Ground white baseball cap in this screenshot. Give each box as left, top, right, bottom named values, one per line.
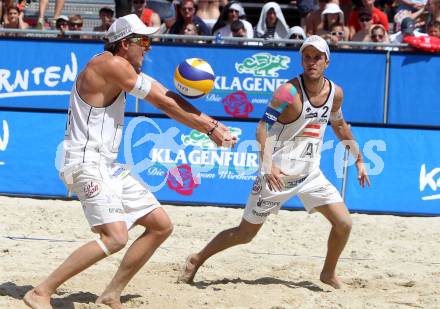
left=106, top=14, right=159, bottom=43
left=299, top=35, right=330, bottom=60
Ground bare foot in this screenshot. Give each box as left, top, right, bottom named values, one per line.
left=320, top=273, right=343, bottom=289
left=96, top=293, right=123, bottom=309
left=177, top=254, right=200, bottom=284
left=23, top=289, right=53, bottom=309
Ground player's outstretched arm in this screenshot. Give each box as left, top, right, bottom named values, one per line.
left=330, top=86, right=370, bottom=188
left=105, top=57, right=236, bottom=148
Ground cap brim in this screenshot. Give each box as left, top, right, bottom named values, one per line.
left=134, top=26, right=160, bottom=36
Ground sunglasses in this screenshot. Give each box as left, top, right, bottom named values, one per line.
left=69, top=22, right=83, bottom=27
left=129, top=37, right=152, bottom=49
left=228, top=9, right=239, bottom=13
left=359, top=17, right=371, bottom=22
left=289, top=34, right=303, bottom=39
left=331, top=31, right=344, bottom=36
left=181, top=7, right=195, bottom=11
left=371, top=34, right=384, bottom=39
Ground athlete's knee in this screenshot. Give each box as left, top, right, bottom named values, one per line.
left=150, top=222, right=174, bottom=240
left=234, top=226, right=258, bottom=244
left=333, top=217, right=352, bottom=235
left=101, top=232, right=129, bottom=253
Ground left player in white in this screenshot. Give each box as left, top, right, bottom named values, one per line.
left=24, top=14, right=236, bottom=309
left=179, top=35, right=370, bottom=289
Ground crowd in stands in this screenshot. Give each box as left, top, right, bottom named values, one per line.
left=1, top=0, right=440, bottom=51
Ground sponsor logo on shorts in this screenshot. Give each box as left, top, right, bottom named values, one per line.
left=83, top=181, right=101, bottom=199
left=251, top=209, right=270, bottom=217
left=108, top=208, right=123, bottom=214
left=251, top=176, right=262, bottom=194
left=256, top=198, right=280, bottom=209
left=284, top=176, right=307, bottom=189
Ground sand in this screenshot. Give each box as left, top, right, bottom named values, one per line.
left=1, top=195, right=439, bottom=309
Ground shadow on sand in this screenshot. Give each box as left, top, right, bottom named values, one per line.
left=0, top=281, right=141, bottom=308
left=191, top=277, right=328, bottom=292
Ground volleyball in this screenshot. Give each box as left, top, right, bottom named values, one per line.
left=173, top=58, right=215, bottom=99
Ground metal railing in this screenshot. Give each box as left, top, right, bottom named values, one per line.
left=0, top=28, right=410, bottom=49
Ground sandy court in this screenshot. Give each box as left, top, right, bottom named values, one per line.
left=1, top=195, right=440, bottom=309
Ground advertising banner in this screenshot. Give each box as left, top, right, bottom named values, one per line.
left=118, top=115, right=347, bottom=209
left=345, top=126, right=440, bottom=215
left=140, top=46, right=386, bottom=123
left=1, top=109, right=439, bottom=215
left=388, top=53, right=440, bottom=126
left=0, top=110, right=67, bottom=196
left=1, top=39, right=386, bottom=123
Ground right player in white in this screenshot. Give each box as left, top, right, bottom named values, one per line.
left=179, top=35, right=370, bottom=289
left=24, top=14, right=236, bottom=309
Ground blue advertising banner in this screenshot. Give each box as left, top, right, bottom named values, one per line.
left=140, top=46, right=386, bottom=123
left=1, top=109, right=439, bottom=215
left=388, top=53, right=440, bottom=126
left=118, top=116, right=345, bottom=209
left=0, top=110, right=67, bottom=196
left=1, top=39, right=386, bottom=123
left=345, top=126, right=440, bottom=215
left=0, top=38, right=137, bottom=112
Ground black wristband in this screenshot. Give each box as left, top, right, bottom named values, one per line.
left=207, top=122, right=218, bottom=136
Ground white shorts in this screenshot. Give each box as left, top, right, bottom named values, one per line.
left=243, top=169, right=343, bottom=225
left=61, top=163, right=161, bottom=231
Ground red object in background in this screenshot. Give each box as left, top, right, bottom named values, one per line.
left=166, top=164, right=199, bottom=196
left=403, top=35, right=440, bottom=53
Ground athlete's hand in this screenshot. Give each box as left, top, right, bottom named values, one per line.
left=264, top=165, right=288, bottom=192
left=208, top=120, right=237, bottom=148
left=356, top=161, right=371, bottom=188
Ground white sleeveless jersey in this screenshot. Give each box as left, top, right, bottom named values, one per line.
left=268, top=75, right=335, bottom=176
left=62, top=81, right=125, bottom=168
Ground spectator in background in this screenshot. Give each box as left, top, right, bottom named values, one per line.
left=427, top=20, right=440, bottom=36
left=55, top=15, right=69, bottom=38
left=212, top=2, right=254, bottom=39
left=297, top=0, right=318, bottom=27
left=396, top=0, right=426, bottom=13
left=146, top=0, right=176, bottom=33
left=196, top=0, right=227, bottom=32
left=37, top=0, right=65, bottom=29
left=317, top=3, right=348, bottom=38
left=133, top=0, right=161, bottom=27
left=390, top=16, right=427, bottom=44
left=0, top=0, right=13, bottom=24
left=93, top=7, right=114, bottom=32
left=255, top=2, right=290, bottom=39
left=393, top=7, right=426, bottom=33
left=3, top=4, right=29, bottom=31
left=367, top=24, right=391, bottom=49
left=348, top=0, right=389, bottom=38
left=68, top=14, right=86, bottom=39
left=170, top=0, right=210, bottom=35
left=427, top=0, right=440, bottom=22
left=305, top=0, right=329, bottom=36
left=328, top=22, right=350, bottom=47
left=351, top=7, right=373, bottom=42
left=285, top=26, right=306, bottom=48
left=115, top=0, right=132, bottom=18
left=179, top=21, right=204, bottom=43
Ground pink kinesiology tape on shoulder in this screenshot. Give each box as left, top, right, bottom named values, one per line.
left=273, top=85, right=296, bottom=105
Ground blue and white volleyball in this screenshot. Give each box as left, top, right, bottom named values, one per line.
left=173, top=58, right=215, bottom=99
